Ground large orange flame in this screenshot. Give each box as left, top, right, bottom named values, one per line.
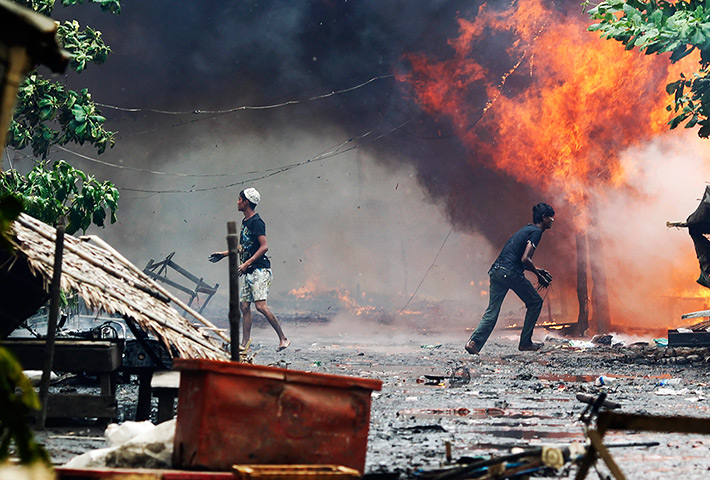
left=400, top=0, right=694, bottom=212
left=398, top=0, right=707, bottom=332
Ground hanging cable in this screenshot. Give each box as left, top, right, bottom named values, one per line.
left=96, top=75, right=394, bottom=115
left=51, top=119, right=409, bottom=185
left=118, top=120, right=411, bottom=194
left=399, top=226, right=454, bottom=312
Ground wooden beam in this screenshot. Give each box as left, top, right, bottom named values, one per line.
left=227, top=222, right=240, bottom=361
left=43, top=394, right=116, bottom=419
left=38, top=218, right=65, bottom=428
left=2, top=339, right=122, bottom=372
left=598, top=411, right=710, bottom=436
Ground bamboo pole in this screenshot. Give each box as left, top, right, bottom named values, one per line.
left=38, top=216, right=64, bottom=429
left=0, top=47, right=31, bottom=166
left=227, top=221, right=240, bottom=361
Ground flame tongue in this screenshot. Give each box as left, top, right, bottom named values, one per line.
left=400, top=0, right=692, bottom=210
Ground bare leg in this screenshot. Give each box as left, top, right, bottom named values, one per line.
left=254, top=300, right=289, bottom=349
left=240, top=301, right=252, bottom=348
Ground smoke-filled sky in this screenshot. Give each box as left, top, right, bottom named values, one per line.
left=6, top=0, right=710, bottom=330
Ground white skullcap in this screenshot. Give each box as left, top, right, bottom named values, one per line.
left=243, top=187, right=260, bottom=205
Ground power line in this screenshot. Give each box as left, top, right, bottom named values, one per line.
left=399, top=226, right=454, bottom=312
left=118, top=120, right=411, bottom=194
left=52, top=119, right=409, bottom=185
left=108, top=75, right=396, bottom=140
left=96, top=75, right=394, bottom=115
left=56, top=145, right=272, bottom=178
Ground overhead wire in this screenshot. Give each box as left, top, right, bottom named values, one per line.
left=118, top=120, right=411, bottom=194
left=95, top=75, right=393, bottom=115
left=399, top=226, right=454, bottom=313
left=97, top=75, right=396, bottom=140
left=55, top=145, right=272, bottom=178
left=5, top=74, right=406, bottom=186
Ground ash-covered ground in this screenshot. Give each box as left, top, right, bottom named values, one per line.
left=33, top=319, right=710, bottom=479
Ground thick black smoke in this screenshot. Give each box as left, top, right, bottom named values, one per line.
left=31, top=0, right=585, bottom=320
left=53, top=0, right=554, bottom=245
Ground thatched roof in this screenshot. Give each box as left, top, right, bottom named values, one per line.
left=7, top=213, right=229, bottom=360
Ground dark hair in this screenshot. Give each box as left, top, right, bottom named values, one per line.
left=532, top=203, right=555, bottom=224
left=239, top=190, right=257, bottom=210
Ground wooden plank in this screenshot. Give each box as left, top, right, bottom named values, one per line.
left=2, top=339, right=122, bottom=372
left=668, top=331, right=710, bottom=347
left=152, top=371, right=180, bottom=423
left=598, top=411, right=710, bottom=436
left=681, top=310, right=710, bottom=320
left=143, top=270, right=195, bottom=296
left=151, top=371, right=180, bottom=389
left=587, top=430, right=626, bottom=480
left=155, top=390, right=177, bottom=423
left=136, top=372, right=153, bottom=421
left=41, top=394, right=116, bottom=419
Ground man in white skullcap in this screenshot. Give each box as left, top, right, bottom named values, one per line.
left=210, top=188, right=290, bottom=352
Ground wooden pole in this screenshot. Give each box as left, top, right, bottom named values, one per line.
left=576, top=232, right=589, bottom=336
left=589, top=206, right=611, bottom=333
left=38, top=216, right=64, bottom=428
left=227, top=222, right=240, bottom=361
left=0, top=47, right=31, bottom=168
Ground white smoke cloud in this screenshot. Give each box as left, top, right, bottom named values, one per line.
left=596, top=131, right=710, bottom=330
left=69, top=122, right=498, bottom=326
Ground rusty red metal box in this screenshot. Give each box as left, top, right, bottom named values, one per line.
left=172, top=359, right=382, bottom=473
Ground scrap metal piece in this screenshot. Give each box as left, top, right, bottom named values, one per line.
left=144, top=252, right=219, bottom=315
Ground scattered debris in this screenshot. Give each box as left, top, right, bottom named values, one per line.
left=591, top=334, right=613, bottom=345
left=63, top=419, right=176, bottom=470
left=448, top=366, right=471, bottom=386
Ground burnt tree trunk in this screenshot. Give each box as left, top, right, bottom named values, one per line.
left=575, top=232, right=589, bottom=336
left=588, top=227, right=611, bottom=333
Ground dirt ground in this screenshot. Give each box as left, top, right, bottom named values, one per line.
left=32, top=319, right=710, bottom=479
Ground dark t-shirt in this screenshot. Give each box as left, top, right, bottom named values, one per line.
left=493, top=224, right=543, bottom=275
left=240, top=213, right=270, bottom=272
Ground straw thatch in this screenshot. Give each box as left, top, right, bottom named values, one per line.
left=6, top=213, right=229, bottom=360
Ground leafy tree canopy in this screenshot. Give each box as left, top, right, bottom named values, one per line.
left=0, top=160, right=118, bottom=235
left=588, top=0, right=710, bottom=137
left=4, top=0, right=121, bottom=232
left=7, top=0, right=120, bottom=158
left=0, top=1, right=120, bottom=466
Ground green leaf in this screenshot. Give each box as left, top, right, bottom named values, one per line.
left=670, top=44, right=695, bottom=61
left=669, top=111, right=690, bottom=128
left=92, top=207, right=106, bottom=227
left=2, top=161, right=119, bottom=233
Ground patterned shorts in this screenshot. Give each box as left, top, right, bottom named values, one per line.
left=240, top=268, right=272, bottom=302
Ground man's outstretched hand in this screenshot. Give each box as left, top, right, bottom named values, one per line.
left=208, top=252, right=227, bottom=263
left=537, top=269, right=552, bottom=288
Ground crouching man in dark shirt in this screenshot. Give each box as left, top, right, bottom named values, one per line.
left=465, top=203, right=555, bottom=354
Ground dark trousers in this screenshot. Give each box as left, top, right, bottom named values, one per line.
left=469, top=266, right=543, bottom=349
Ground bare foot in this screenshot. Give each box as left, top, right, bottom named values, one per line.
left=276, top=339, right=291, bottom=352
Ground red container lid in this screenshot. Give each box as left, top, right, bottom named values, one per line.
left=174, top=358, right=382, bottom=391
